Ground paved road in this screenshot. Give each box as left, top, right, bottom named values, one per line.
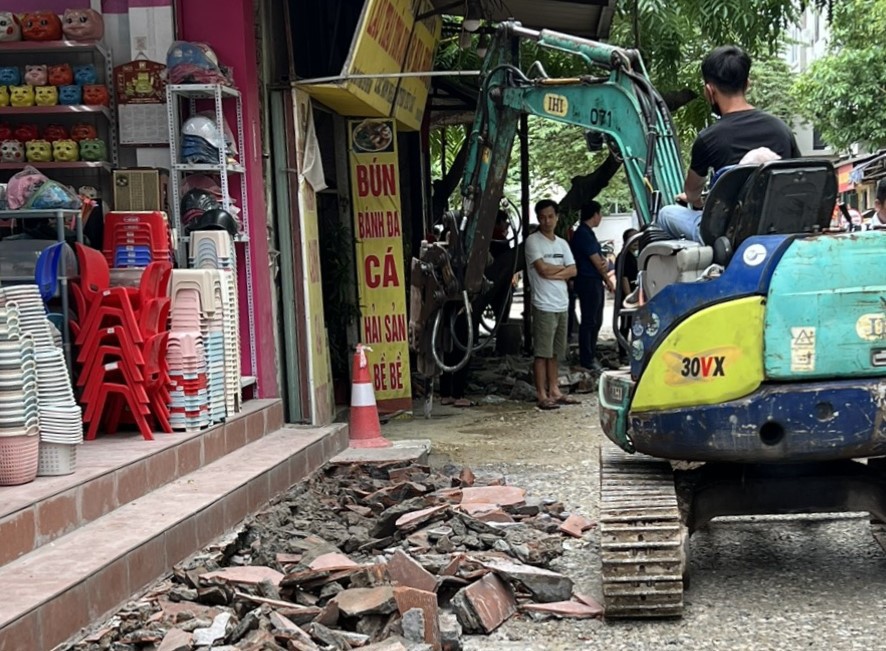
left=386, top=393, right=886, bottom=650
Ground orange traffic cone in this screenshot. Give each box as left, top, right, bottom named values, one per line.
left=348, top=344, right=392, bottom=448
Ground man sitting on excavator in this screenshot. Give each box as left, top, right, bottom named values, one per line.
left=657, top=45, right=801, bottom=243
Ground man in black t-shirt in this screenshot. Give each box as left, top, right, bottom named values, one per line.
left=657, top=45, right=801, bottom=242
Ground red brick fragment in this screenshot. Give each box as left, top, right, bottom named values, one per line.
left=387, top=549, right=438, bottom=593
left=460, top=486, right=525, bottom=507
left=157, top=629, right=192, bottom=651
left=393, top=586, right=442, bottom=650
left=452, top=573, right=516, bottom=633
left=559, top=514, right=595, bottom=538
left=521, top=599, right=603, bottom=618
left=308, top=552, right=360, bottom=572
left=395, top=504, right=449, bottom=530
left=458, top=467, right=475, bottom=487
left=276, top=553, right=304, bottom=565
left=574, top=592, right=604, bottom=610
left=333, top=586, right=397, bottom=617
left=201, top=565, right=284, bottom=586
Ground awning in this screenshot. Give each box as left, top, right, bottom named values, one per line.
left=850, top=150, right=886, bottom=185
left=836, top=152, right=880, bottom=192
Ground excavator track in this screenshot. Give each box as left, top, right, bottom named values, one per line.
left=599, top=444, right=687, bottom=618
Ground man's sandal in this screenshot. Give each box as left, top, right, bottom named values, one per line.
left=537, top=399, right=560, bottom=410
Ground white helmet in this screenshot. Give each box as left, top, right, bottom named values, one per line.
left=182, top=115, right=225, bottom=150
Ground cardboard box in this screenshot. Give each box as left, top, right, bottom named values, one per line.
left=113, top=168, right=168, bottom=212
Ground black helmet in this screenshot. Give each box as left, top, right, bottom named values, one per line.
left=184, top=207, right=239, bottom=238
left=180, top=188, right=219, bottom=225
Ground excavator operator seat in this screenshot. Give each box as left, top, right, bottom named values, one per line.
left=728, top=159, right=837, bottom=247
left=699, top=159, right=837, bottom=250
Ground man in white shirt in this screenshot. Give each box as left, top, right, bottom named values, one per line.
left=525, top=199, right=579, bottom=410
left=867, top=179, right=886, bottom=229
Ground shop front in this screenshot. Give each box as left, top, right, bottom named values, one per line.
left=0, top=0, right=287, bottom=486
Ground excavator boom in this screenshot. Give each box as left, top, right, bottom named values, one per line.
left=410, top=20, right=683, bottom=377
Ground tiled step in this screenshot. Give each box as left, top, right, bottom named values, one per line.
left=0, top=423, right=348, bottom=651
left=0, top=399, right=284, bottom=567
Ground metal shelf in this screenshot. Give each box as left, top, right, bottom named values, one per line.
left=166, top=83, right=257, bottom=393
left=183, top=232, right=249, bottom=243
left=168, top=84, right=240, bottom=99
left=0, top=208, right=80, bottom=219
left=0, top=40, right=110, bottom=58
left=173, top=163, right=245, bottom=174
left=0, top=104, right=112, bottom=119
left=0, top=161, right=111, bottom=172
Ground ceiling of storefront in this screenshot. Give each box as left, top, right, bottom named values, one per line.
left=430, top=0, right=618, bottom=39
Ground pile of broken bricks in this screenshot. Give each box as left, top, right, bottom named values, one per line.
left=67, top=461, right=600, bottom=651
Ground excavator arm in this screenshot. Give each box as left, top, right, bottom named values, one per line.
left=409, top=21, right=684, bottom=380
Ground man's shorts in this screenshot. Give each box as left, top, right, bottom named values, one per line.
left=532, top=305, right=568, bottom=359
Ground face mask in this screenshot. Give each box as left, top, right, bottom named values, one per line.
left=705, top=85, right=722, bottom=117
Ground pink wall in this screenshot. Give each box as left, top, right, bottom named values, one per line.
left=179, top=0, right=279, bottom=398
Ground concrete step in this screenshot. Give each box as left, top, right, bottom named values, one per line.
left=0, top=399, right=285, bottom=567
left=0, top=423, right=348, bottom=651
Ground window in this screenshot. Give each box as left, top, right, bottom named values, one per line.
left=812, top=128, right=827, bottom=151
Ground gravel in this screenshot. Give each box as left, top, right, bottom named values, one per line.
left=384, top=390, right=886, bottom=650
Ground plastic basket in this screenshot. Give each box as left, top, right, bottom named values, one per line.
left=0, top=434, right=39, bottom=485
left=37, top=442, right=77, bottom=476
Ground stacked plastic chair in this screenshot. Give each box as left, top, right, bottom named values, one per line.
left=0, top=302, right=39, bottom=485
left=71, top=244, right=172, bottom=441
left=102, top=211, right=171, bottom=268
left=167, top=279, right=212, bottom=431
left=189, top=232, right=242, bottom=418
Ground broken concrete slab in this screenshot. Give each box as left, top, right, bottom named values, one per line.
left=521, top=599, right=603, bottom=619
left=192, top=612, right=234, bottom=647
left=333, top=586, right=398, bottom=617
left=200, top=565, right=284, bottom=586
left=438, top=611, right=463, bottom=651
left=479, top=558, right=573, bottom=603
left=401, top=608, right=426, bottom=644
left=559, top=514, right=595, bottom=538
left=387, top=549, right=438, bottom=593
left=460, top=486, right=526, bottom=507
left=393, top=586, right=441, bottom=651
left=451, top=573, right=516, bottom=634
left=331, top=439, right=431, bottom=466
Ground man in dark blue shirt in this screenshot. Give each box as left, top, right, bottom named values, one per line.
left=570, top=201, right=615, bottom=371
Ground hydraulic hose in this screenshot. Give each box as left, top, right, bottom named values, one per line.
left=431, top=290, right=474, bottom=373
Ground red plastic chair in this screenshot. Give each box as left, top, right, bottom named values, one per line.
left=84, top=383, right=152, bottom=441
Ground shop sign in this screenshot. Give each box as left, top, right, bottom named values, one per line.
left=348, top=118, right=412, bottom=411
left=838, top=163, right=854, bottom=193
left=302, top=0, right=441, bottom=131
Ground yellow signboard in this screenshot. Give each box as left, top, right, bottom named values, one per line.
left=301, top=0, right=441, bottom=131
left=349, top=118, right=412, bottom=412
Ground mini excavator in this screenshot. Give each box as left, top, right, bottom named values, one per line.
left=408, top=21, right=886, bottom=618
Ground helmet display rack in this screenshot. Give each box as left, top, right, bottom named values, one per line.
left=165, top=83, right=257, bottom=393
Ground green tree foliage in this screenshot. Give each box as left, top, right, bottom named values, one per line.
left=792, top=0, right=886, bottom=151
left=430, top=1, right=833, bottom=212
